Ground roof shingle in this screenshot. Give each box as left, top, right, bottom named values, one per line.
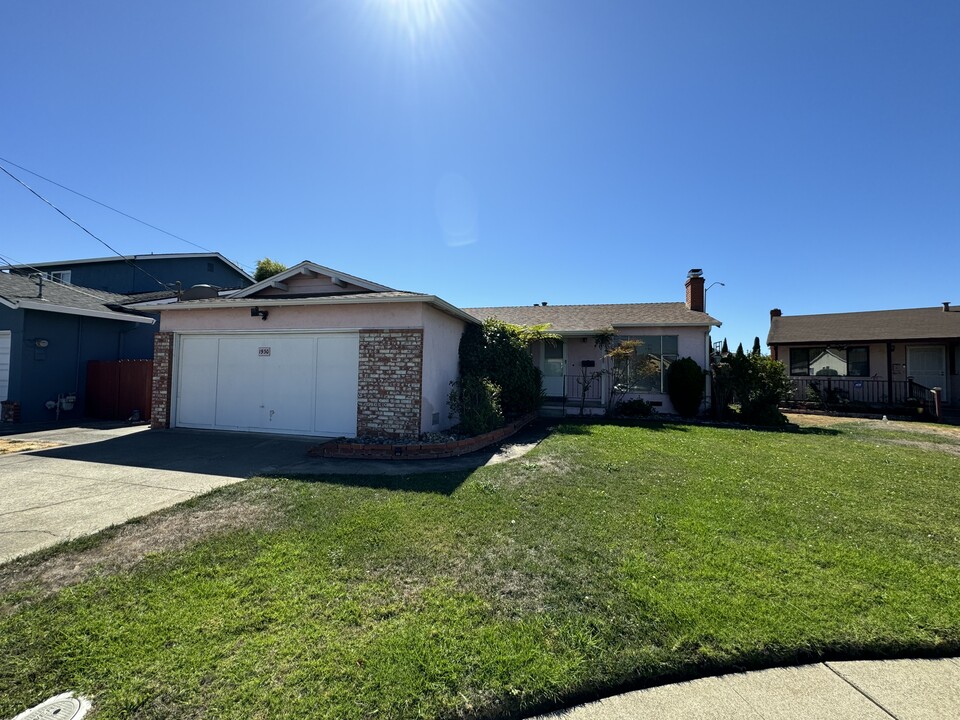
left=462, top=303, right=720, bottom=332
left=768, top=307, right=960, bottom=344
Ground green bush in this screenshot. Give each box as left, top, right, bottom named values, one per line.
left=667, top=357, right=705, bottom=418
left=728, top=353, right=792, bottom=426
left=613, top=398, right=656, bottom=418
left=448, top=376, right=503, bottom=436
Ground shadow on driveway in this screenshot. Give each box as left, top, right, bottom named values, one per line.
left=26, top=427, right=318, bottom=478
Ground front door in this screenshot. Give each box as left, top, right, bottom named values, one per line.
left=542, top=340, right=566, bottom=397
left=907, top=345, right=948, bottom=402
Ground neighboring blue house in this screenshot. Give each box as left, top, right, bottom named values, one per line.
left=0, top=272, right=156, bottom=423
left=0, top=253, right=254, bottom=423
left=3, top=252, right=252, bottom=295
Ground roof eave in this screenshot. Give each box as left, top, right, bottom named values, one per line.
left=17, top=300, right=157, bottom=325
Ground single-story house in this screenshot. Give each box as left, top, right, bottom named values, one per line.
left=141, top=261, right=475, bottom=438
left=465, top=270, right=721, bottom=416
left=0, top=271, right=156, bottom=422
left=767, top=304, right=960, bottom=408
left=141, top=265, right=720, bottom=438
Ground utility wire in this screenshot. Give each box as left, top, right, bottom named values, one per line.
left=0, top=164, right=170, bottom=291
left=0, top=155, right=255, bottom=273
left=0, top=250, right=154, bottom=305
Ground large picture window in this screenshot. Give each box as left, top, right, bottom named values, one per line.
left=789, top=346, right=870, bottom=377
left=613, top=335, right=679, bottom=393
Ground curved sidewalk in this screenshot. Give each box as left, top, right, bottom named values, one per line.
left=533, top=657, right=960, bottom=719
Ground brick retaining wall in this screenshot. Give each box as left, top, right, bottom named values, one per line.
left=313, top=412, right=537, bottom=460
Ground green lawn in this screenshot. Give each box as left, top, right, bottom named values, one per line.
left=2, top=419, right=959, bottom=719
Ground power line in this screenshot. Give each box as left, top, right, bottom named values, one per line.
left=0, top=251, right=156, bottom=305
left=0, top=155, right=255, bottom=273
left=0, top=164, right=171, bottom=291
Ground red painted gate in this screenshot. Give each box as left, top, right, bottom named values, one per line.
left=86, top=359, right=154, bottom=421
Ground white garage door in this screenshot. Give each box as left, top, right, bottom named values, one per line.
left=175, top=332, right=359, bottom=437
left=0, top=331, right=10, bottom=401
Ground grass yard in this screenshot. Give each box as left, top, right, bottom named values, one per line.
left=2, top=418, right=959, bottom=719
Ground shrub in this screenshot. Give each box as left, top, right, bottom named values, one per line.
left=448, top=376, right=503, bottom=436
left=730, top=354, right=792, bottom=426
left=667, top=357, right=705, bottom=418
left=613, top=398, right=656, bottom=418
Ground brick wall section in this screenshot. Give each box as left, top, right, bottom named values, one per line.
left=151, top=332, right=174, bottom=429
left=357, top=329, right=423, bottom=438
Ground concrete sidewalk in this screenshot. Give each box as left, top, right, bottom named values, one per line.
left=533, top=657, right=960, bottom=719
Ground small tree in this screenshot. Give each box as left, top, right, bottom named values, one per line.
left=254, top=257, right=287, bottom=282
left=667, top=357, right=705, bottom=418
left=721, top=338, right=729, bottom=355
left=752, top=336, right=762, bottom=356
left=726, top=353, right=792, bottom=426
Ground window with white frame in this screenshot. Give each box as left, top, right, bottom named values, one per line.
left=45, top=270, right=72, bottom=285
left=790, top=346, right=869, bottom=377
left=613, top=335, right=679, bottom=393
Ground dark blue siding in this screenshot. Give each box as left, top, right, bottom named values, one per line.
left=44, top=257, right=250, bottom=294
left=10, top=310, right=151, bottom=423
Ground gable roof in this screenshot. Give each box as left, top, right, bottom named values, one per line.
left=767, top=306, right=960, bottom=345
left=137, top=290, right=481, bottom=325
left=463, top=303, right=720, bottom=332
left=0, top=271, right=156, bottom=324
left=229, top=261, right=393, bottom=298
left=2, top=252, right=253, bottom=282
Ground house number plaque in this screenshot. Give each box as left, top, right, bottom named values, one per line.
left=258, top=347, right=271, bottom=357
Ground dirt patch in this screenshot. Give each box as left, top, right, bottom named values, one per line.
left=875, top=438, right=960, bottom=458
left=0, top=487, right=279, bottom=613
left=0, top=439, right=61, bottom=455
left=786, top=413, right=960, bottom=438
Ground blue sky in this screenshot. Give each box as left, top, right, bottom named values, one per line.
left=1, top=0, right=957, bottom=348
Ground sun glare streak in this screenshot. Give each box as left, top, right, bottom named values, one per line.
left=379, top=0, right=450, bottom=40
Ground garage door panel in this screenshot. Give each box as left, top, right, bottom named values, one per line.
left=259, top=337, right=317, bottom=432
left=176, top=336, right=220, bottom=427
left=315, top=334, right=359, bottom=436
left=176, top=332, right=358, bottom=437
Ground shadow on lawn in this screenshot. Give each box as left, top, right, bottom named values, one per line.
left=274, top=470, right=474, bottom=496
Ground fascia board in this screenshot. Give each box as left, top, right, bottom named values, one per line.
left=141, top=293, right=480, bottom=325
left=18, top=300, right=156, bottom=324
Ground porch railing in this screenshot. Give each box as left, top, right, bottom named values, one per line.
left=544, top=375, right=605, bottom=404
left=785, top=377, right=933, bottom=413
left=564, top=374, right=604, bottom=403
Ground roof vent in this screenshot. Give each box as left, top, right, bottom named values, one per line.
left=181, top=284, right=221, bottom=301
left=944, top=302, right=951, bottom=312
left=541, top=301, right=548, bottom=306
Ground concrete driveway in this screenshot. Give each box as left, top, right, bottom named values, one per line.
left=0, top=424, right=319, bottom=563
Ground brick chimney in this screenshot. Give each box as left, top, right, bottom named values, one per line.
left=685, top=269, right=704, bottom=312
left=770, top=308, right=782, bottom=318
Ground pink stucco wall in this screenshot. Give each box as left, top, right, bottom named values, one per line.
left=159, top=302, right=424, bottom=332
left=420, top=305, right=467, bottom=432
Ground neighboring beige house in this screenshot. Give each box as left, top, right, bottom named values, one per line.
left=767, top=304, right=960, bottom=409
left=141, top=263, right=721, bottom=438
left=465, top=270, right=721, bottom=416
